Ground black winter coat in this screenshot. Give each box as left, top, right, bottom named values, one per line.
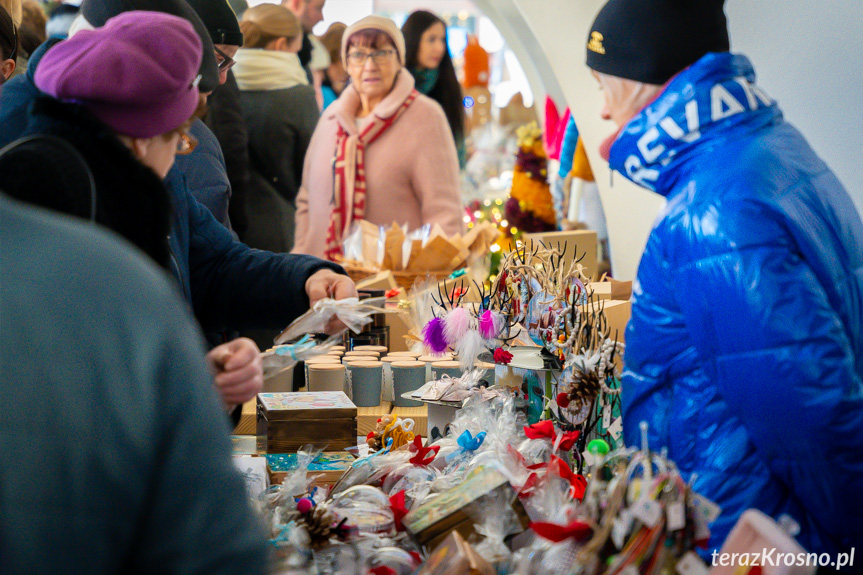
left=239, top=84, right=318, bottom=253
left=0, top=97, right=172, bottom=268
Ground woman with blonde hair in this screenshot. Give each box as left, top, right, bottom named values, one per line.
left=293, top=15, right=463, bottom=260
left=233, top=3, right=318, bottom=253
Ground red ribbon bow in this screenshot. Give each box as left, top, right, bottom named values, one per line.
left=370, top=567, right=397, bottom=575
left=408, top=435, right=439, bottom=466
left=529, top=519, right=593, bottom=543
left=548, top=455, right=587, bottom=501
left=389, top=490, right=408, bottom=532
left=524, top=420, right=581, bottom=451
left=493, top=347, right=513, bottom=364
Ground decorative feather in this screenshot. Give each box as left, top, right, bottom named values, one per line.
left=479, top=310, right=506, bottom=340
left=423, top=317, right=448, bottom=353
left=456, top=329, right=486, bottom=370
left=443, top=307, right=471, bottom=345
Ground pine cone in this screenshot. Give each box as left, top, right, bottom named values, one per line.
left=297, top=505, right=340, bottom=550
left=567, top=368, right=601, bottom=410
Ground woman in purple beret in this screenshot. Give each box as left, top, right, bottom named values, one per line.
left=1, top=10, right=204, bottom=268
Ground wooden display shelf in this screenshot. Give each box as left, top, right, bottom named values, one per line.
left=357, top=402, right=393, bottom=437
left=233, top=398, right=256, bottom=435
left=390, top=404, right=428, bottom=437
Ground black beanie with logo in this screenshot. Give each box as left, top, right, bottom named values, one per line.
left=585, top=0, right=730, bottom=85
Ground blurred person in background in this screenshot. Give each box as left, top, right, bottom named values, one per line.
left=402, top=10, right=466, bottom=169
left=318, top=21, right=346, bottom=110
left=0, top=3, right=15, bottom=83
left=234, top=3, right=316, bottom=254
left=17, top=0, right=45, bottom=68
left=293, top=15, right=462, bottom=260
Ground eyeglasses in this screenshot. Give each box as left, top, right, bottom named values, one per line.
left=214, top=45, right=235, bottom=73
left=176, top=130, right=198, bottom=155
left=346, top=49, right=396, bottom=67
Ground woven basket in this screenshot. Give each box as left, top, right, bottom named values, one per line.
left=341, top=261, right=452, bottom=291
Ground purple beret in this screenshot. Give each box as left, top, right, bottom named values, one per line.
left=35, top=11, right=203, bottom=138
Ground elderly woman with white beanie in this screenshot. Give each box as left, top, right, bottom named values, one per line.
left=293, top=15, right=463, bottom=261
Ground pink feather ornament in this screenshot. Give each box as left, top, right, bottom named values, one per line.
left=423, top=317, right=448, bottom=353
left=479, top=310, right=505, bottom=340
left=442, top=307, right=471, bottom=346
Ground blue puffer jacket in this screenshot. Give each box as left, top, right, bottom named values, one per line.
left=614, top=52, right=863, bottom=555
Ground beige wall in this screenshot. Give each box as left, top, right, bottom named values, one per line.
left=506, top=0, right=663, bottom=281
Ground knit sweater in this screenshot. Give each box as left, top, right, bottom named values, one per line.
left=293, top=71, right=463, bottom=258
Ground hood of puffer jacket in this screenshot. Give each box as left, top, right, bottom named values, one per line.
left=607, top=52, right=782, bottom=194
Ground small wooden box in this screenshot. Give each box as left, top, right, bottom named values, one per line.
left=256, top=391, right=357, bottom=454
left=403, top=465, right=528, bottom=550
left=266, top=452, right=354, bottom=487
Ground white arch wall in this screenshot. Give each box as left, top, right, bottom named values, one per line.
left=494, top=0, right=863, bottom=280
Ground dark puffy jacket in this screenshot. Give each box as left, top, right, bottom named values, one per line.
left=614, top=52, right=863, bottom=555
left=172, top=118, right=232, bottom=229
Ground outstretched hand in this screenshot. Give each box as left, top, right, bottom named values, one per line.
left=207, top=337, right=263, bottom=409
left=305, top=269, right=358, bottom=334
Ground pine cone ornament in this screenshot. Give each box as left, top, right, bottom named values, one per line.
left=566, top=368, right=601, bottom=410
left=297, top=505, right=348, bottom=550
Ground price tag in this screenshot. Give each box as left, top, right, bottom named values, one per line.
left=582, top=449, right=597, bottom=467
left=667, top=501, right=686, bottom=531
left=676, top=551, right=709, bottom=575
left=607, top=417, right=623, bottom=441
left=602, top=404, right=611, bottom=429
left=690, top=493, right=721, bottom=523
left=611, top=509, right=632, bottom=549
left=620, top=565, right=640, bottom=575
left=630, top=498, right=662, bottom=527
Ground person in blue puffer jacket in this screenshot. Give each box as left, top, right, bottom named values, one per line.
left=586, top=0, right=863, bottom=558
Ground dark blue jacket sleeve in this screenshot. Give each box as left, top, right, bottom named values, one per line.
left=185, top=193, right=345, bottom=333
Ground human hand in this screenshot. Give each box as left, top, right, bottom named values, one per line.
left=305, top=269, right=358, bottom=334
left=207, top=337, right=263, bottom=409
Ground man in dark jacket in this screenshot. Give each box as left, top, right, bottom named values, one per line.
left=586, top=0, right=863, bottom=559
left=0, top=192, right=269, bottom=573
left=185, top=0, right=252, bottom=237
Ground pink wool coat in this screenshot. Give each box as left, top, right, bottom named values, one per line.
left=293, top=71, right=464, bottom=258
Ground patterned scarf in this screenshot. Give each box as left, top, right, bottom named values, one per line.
left=324, top=89, right=419, bottom=261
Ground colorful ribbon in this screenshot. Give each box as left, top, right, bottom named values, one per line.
left=408, top=435, right=439, bottom=466
left=389, top=490, right=408, bottom=532
left=524, top=420, right=581, bottom=451
left=445, top=430, right=487, bottom=462
left=529, top=519, right=592, bottom=543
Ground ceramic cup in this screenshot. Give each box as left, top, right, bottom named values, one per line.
left=347, top=361, right=383, bottom=407
left=303, top=355, right=341, bottom=388
left=391, top=360, right=426, bottom=407
left=352, top=345, right=389, bottom=354
left=431, top=360, right=463, bottom=382
left=308, top=363, right=347, bottom=393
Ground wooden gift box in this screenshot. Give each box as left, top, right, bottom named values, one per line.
left=256, top=391, right=357, bottom=454
left=266, top=452, right=354, bottom=487
left=403, top=465, right=529, bottom=550
left=417, top=529, right=496, bottom=575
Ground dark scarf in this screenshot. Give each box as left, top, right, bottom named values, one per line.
left=11, top=97, right=173, bottom=269
left=410, top=67, right=439, bottom=95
